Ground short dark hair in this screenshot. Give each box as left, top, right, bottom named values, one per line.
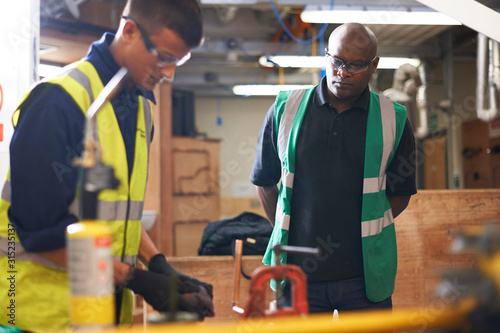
left=123, top=0, right=203, bottom=48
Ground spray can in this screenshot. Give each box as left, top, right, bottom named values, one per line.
left=67, top=221, right=114, bottom=328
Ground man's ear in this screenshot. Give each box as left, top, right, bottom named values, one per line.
left=371, top=56, right=380, bottom=73
left=121, top=20, right=137, bottom=44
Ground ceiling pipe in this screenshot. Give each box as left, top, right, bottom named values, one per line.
left=476, top=33, right=499, bottom=122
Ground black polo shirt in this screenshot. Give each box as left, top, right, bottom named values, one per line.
left=250, top=76, right=417, bottom=282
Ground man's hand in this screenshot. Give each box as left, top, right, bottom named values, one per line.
left=182, top=286, right=215, bottom=319
left=148, top=254, right=213, bottom=298
left=123, top=267, right=199, bottom=316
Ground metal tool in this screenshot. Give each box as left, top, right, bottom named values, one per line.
left=272, top=244, right=320, bottom=310
left=232, top=239, right=320, bottom=318
left=68, top=67, right=128, bottom=328
left=73, top=67, right=128, bottom=218
left=75, top=67, right=129, bottom=169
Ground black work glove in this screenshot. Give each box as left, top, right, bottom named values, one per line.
left=182, top=286, right=215, bottom=318
left=148, top=254, right=213, bottom=299
left=123, top=267, right=198, bottom=316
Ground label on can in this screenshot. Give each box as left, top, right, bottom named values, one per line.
left=68, top=236, right=113, bottom=296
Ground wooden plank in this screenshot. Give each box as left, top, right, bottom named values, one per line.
left=158, top=83, right=174, bottom=256
left=393, top=278, right=425, bottom=308
left=462, top=119, right=492, bottom=188
left=143, top=83, right=174, bottom=256
left=173, top=221, right=210, bottom=256
left=220, top=197, right=266, bottom=219
left=423, top=135, right=447, bottom=189
left=390, top=190, right=500, bottom=310
left=172, top=195, right=219, bottom=222
left=173, top=148, right=213, bottom=194
left=172, top=137, right=220, bottom=197
left=143, top=86, right=161, bottom=213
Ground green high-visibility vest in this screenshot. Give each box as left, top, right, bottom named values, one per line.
left=263, top=87, right=407, bottom=302
left=0, top=60, right=153, bottom=330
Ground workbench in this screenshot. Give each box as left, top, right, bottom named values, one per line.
left=164, top=189, right=500, bottom=322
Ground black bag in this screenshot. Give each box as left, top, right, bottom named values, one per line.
left=198, top=212, right=273, bottom=256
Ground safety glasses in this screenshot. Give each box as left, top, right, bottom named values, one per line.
left=325, top=50, right=376, bottom=74
left=121, top=15, right=191, bottom=67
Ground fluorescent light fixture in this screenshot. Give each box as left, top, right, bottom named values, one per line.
left=200, top=0, right=257, bottom=4
left=39, top=63, right=63, bottom=78
left=259, top=55, right=420, bottom=70
left=233, top=84, right=315, bottom=96
left=259, top=55, right=326, bottom=68
left=300, top=5, right=461, bottom=25
left=39, top=43, right=60, bottom=55
left=379, top=57, right=421, bottom=69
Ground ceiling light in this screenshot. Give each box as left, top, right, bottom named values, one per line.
left=259, top=55, right=420, bottom=70
left=259, top=55, right=326, bottom=68
left=379, top=57, right=421, bottom=69
left=39, top=63, right=63, bottom=78
left=200, top=0, right=257, bottom=4
left=39, top=43, right=60, bottom=55
left=233, top=84, right=315, bottom=96
left=300, top=5, right=461, bottom=25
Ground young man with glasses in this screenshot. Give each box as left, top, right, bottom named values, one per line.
left=0, top=0, right=213, bottom=331
left=250, top=23, right=417, bottom=313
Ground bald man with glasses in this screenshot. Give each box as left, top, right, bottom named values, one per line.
left=250, top=22, right=417, bottom=313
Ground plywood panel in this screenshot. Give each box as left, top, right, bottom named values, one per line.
left=423, top=135, right=447, bottom=189
left=172, top=137, right=221, bottom=223
left=462, top=119, right=492, bottom=188
left=394, top=189, right=500, bottom=310
left=143, top=86, right=161, bottom=212
left=173, top=148, right=213, bottom=194
left=489, top=136, right=500, bottom=187
left=174, top=221, right=210, bottom=256
left=172, top=195, right=220, bottom=222
left=220, top=197, right=266, bottom=219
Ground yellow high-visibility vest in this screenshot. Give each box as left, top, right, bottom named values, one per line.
left=0, top=60, right=153, bottom=331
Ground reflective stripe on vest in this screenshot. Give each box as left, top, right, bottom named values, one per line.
left=262, top=87, right=315, bottom=270
left=67, top=67, right=95, bottom=104
left=361, top=94, right=397, bottom=237
left=0, top=237, right=65, bottom=271
left=1, top=180, right=9, bottom=202
left=0, top=237, right=138, bottom=269
left=68, top=200, right=144, bottom=221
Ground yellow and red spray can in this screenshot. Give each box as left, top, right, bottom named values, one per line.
left=67, top=221, right=115, bottom=328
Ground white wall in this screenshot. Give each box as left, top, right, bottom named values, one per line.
left=195, top=96, right=275, bottom=198
left=0, top=0, right=39, bottom=182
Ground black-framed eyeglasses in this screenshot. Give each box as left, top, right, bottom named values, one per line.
left=121, top=15, right=191, bottom=67
left=325, top=50, right=376, bottom=74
